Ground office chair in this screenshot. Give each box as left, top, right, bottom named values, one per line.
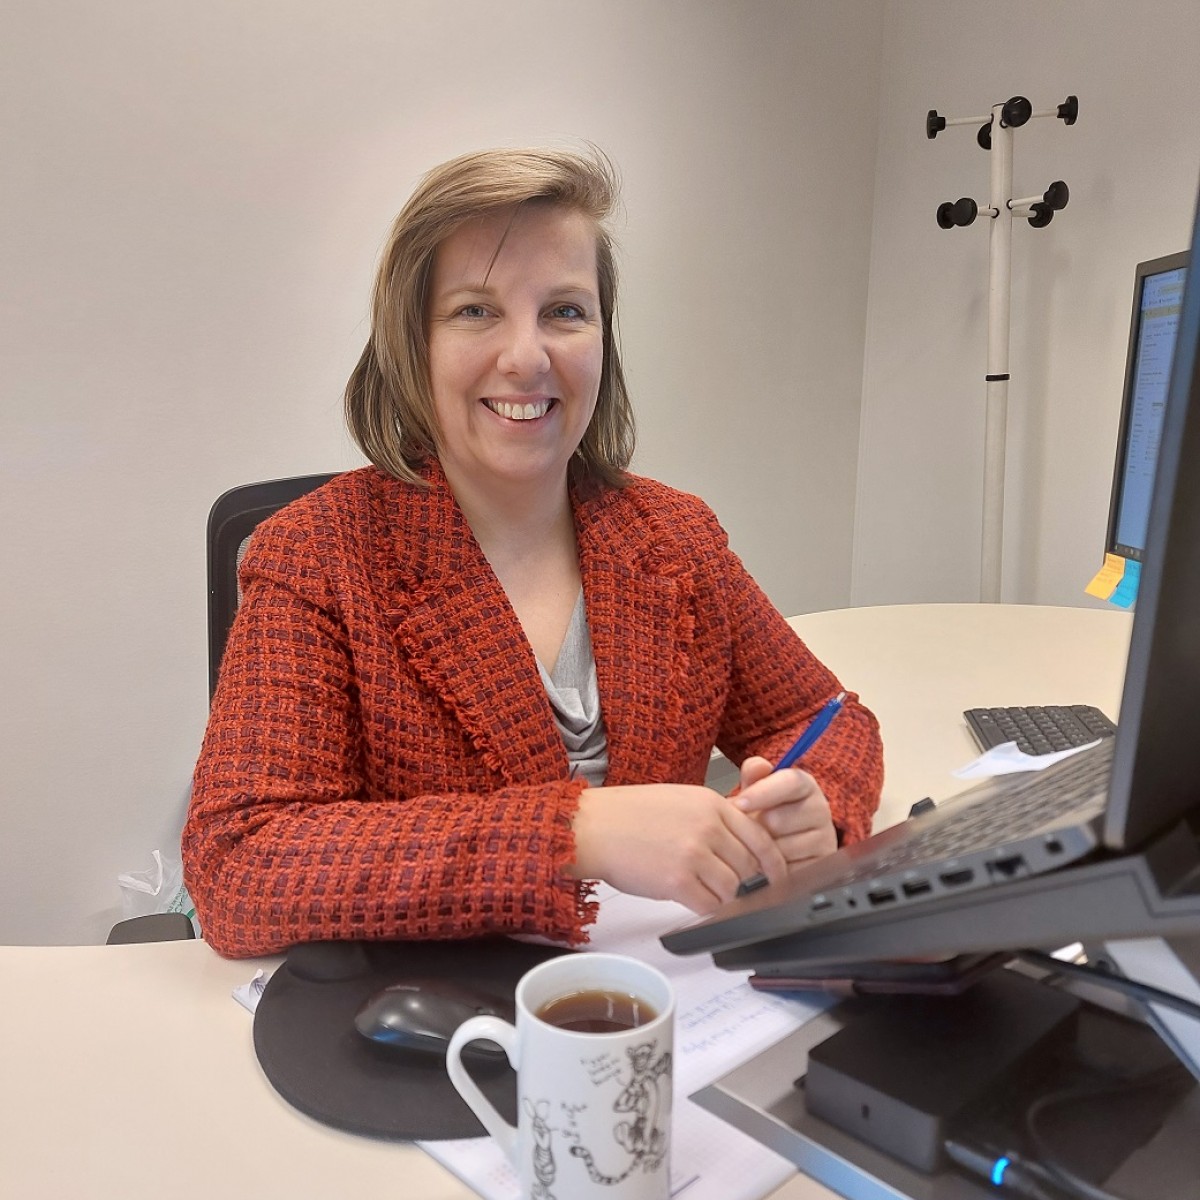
left=106, top=912, right=196, bottom=944
left=207, top=472, right=339, bottom=699
left=106, top=473, right=339, bottom=946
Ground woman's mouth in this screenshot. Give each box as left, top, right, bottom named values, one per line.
left=482, top=397, right=555, bottom=421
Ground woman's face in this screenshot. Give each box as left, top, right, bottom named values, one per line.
left=426, top=204, right=604, bottom=502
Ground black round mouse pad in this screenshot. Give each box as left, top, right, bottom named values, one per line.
left=253, top=937, right=568, bottom=1140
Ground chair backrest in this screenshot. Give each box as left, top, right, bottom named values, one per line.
left=207, top=473, right=339, bottom=699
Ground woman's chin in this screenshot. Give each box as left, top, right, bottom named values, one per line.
left=446, top=452, right=572, bottom=498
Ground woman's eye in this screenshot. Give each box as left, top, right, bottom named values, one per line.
left=456, top=304, right=489, bottom=319
left=549, top=303, right=585, bottom=320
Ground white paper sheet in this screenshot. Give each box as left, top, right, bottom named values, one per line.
left=950, top=738, right=1100, bottom=781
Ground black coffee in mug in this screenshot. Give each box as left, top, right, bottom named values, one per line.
left=535, top=988, right=658, bottom=1033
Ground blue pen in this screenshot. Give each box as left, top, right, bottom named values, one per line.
left=772, top=690, right=847, bottom=771
left=735, top=690, right=847, bottom=896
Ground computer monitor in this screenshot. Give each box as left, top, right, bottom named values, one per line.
left=1106, top=251, right=1188, bottom=562
left=662, top=189, right=1200, bottom=984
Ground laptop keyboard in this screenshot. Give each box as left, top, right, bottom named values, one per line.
left=964, top=704, right=1117, bottom=757
left=833, top=742, right=1111, bottom=885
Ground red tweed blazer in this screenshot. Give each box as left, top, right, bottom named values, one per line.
left=183, top=463, right=883, bottom=957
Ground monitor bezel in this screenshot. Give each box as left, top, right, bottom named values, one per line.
left=1105, top=235, right=1200, bottom=849
left=1104, top=249, right=1189, bottom=563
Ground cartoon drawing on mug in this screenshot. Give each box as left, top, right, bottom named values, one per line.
left=525, top=1098, right=558, bottom=1200
left=567, top=1038, right=672, bottom=1184
left=447, top=955, right=674, bottom=1198
left=613, top=1041, right=670, bottom=1165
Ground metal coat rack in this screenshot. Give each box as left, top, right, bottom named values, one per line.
left=928, top=94, right=1079, bottom=601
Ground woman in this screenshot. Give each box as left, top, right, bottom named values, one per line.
left=182, top=147, right=883, bottom=957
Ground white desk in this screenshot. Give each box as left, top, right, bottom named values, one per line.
left=787, top=603, right=1132, bottom=834
left=0, top=604, right=1132, bottom=1200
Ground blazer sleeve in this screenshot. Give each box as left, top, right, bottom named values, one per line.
left=702, top=514, right=884, bottom=845
left=182, top=518, right=595, bottom=959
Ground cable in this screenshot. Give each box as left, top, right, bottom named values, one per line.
left=946, top=1132, right=1140, bottom=1200
left=1021, top=1065, right=1186, bottom=1200
left=944, top=1138, right=1065, bottom=1198
left=1014, top=949, right=1200, bottom=1023
left=945, top=950, right=1198, bottom=1200
left=1022, top=1149, right=1126, bottom=1200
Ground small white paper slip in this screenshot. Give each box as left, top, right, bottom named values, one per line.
left=951, top=739, right=1100, bottom=781
left=233, top=969, right=267, bottom=1014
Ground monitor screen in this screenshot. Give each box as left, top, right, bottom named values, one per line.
left=1107, top=251, right=1188, bottom=561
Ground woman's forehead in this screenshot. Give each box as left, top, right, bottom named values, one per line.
left=431, top=204, right=599, bottom=294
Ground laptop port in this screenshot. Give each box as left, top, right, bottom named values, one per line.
left=987, top=855, right=1027, bottom=880
left=867, top=887, right=896, bottom=906
left=901, top=878, right=933, bottom=898
left=939, top=868, right=974, bottom=887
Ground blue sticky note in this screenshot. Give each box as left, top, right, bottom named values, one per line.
left=1110, top=558, right=1141, bottom=609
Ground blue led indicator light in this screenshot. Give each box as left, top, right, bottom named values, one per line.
left=991, top=1156, right=1010, bottom=1186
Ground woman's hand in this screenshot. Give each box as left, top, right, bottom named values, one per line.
left=566, top=783, right=788, bottom=912
left=731, top=756, right=838, bottom=867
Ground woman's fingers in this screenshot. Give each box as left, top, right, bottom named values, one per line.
left=734, top=755, right=774, bottom=796
left=720, top=803, right=789, bottom=885
left=755, top=788, right=833, bottom=836
left=733, top=766, right=821, bottom=813
left=688, top=857, right=743, bottom=913
left=774, top=825, right=839, bottom=864
left=568, top=783, right=790, bottom=910
left=732, top=766, right=838, bottom=865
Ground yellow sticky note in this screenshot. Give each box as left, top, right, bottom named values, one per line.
left=1085, top=553, right=1126, bottom=600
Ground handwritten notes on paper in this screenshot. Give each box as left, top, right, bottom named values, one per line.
left=586, top=885, right=826, bottom=1095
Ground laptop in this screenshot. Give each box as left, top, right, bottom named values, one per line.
left=662, top=196, right=1200, bottom=971
left=664, top=736, right=1120, bottom=961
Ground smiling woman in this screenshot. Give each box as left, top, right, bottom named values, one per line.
left=344, top=147, right=633, bottom=495
left=426, top=204, right=605, bottom=521
left=181, top=146, right=884, bottom=958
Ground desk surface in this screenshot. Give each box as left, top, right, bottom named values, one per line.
left=1, top=604, right=1133, bottom=1200
left=787, top=602, right=1132, bottom=833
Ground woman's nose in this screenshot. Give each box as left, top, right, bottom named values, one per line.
left=496, top=316, right=551, bottom=380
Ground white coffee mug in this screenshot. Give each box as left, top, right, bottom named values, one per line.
left=446, top=952, right=674, bottom=1200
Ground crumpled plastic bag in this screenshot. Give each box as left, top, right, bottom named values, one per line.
left=117, top=849, right=199, bottom=935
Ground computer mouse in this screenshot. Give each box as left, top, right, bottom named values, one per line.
left=353, top=977, right=515, bottom=1058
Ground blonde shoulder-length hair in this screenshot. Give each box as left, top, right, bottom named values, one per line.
left=344, top=146, right=635, bottom=491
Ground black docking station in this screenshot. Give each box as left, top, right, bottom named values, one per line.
left=803, top=968, right=1080, bottom=1174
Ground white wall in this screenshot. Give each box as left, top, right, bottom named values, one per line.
left=0, top=1, right=884, bottom=944
left=855, top=0, right=1200, bottom=606
left=11, top=1, right=1199, bottom=947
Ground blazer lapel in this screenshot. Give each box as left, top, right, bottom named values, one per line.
left=374, top=466, right=700, bottom=790
left=379, top=467, right=570, bottom=786
left=575, top=486, right=697, bottom=787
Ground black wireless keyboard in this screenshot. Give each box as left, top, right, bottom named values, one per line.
left=963, top=704, right=1118, bottom=757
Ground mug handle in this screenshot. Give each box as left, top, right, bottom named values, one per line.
left=445, top=1015, right=520, bottom=1163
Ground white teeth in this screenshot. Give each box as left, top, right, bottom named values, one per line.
left=486, top=399, right=551, bottom=420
